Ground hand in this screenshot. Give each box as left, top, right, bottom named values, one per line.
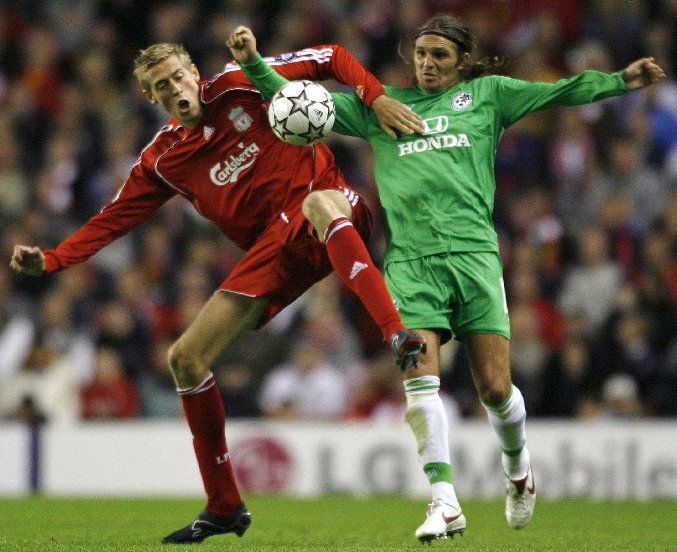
left=227, top=26, right=258, bottom=65
left=10, top=245, right=46, bottom=276
left=623, top=57, right=666, bottom=90
left=372, top=95, right=424, bottom=139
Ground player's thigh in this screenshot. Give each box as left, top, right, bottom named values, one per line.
left=464, top=332, right=511, bottom=405
left=176, top=290, right=269, bottom=367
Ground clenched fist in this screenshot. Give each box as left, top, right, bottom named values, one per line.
left=10, top=246, right=46, bottom=276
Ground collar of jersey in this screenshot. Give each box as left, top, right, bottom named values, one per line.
left=412, top=79, right=466, bottom=97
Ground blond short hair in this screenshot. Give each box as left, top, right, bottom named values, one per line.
left=133, top=43, right=193, bottom=92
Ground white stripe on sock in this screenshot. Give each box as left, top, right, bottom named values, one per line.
left=324, top=220, right=352, bottom=243
left=177, top=373, right=216, bottom=396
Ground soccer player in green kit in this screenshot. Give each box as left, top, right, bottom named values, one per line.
left=228, top=15, right=666, bottom=542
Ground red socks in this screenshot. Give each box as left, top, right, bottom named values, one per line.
left=178, top=374, right=242, bottom=515
left=324, top=216, right=404, bottom=340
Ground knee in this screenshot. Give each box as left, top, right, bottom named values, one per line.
left=167, top=340, right=208, bottom=387
left=301, top=191, right=328, bottom=221
left=477, top=376, right=512, bottom=407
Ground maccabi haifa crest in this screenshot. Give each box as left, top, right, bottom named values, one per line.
left=451, top=92, right=472, bottom=111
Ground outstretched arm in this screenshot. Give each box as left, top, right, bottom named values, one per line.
left=227, top=26, right=422, bottom=138
left=496, top=56, right=666, bottom=128
left=11, top=162, right=175, bottom=275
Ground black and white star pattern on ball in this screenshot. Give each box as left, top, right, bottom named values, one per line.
left=301, top=123, right=326, bottom=143
left=273, top=119, right=292, bottom=139
left=288, top=89, right=313, bottom=117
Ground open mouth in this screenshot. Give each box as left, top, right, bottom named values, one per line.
left=178, top=99, right=190, bottom=111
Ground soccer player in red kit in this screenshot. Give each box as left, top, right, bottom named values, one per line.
left=10, top=38, right=425, bottom=543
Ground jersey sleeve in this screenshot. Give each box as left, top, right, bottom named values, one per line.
left=236, top=45, right=385, bottom=106
left=43, top=160, right=175, bottom=273
left=331, top=92, right=373, bottom=139
left=494, top=70, right=628, bottom=128
left=238, top=54, right=290, bottom=100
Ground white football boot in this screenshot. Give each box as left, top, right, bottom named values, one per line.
left=415, top=498, right=466, bottom=543
left=505, top=464, right=536, bottom=529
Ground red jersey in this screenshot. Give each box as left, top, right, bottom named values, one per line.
left=44, top=46, right=385, bottom=272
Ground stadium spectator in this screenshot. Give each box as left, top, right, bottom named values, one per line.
left=600, top=373, right=643, bottom=419
left=258, top=340, right=348, bottom=421
left=0, top=339, right=78, bottom=425
left=597, top=193, right=639, bottom=277
left=0, top=115, right=30, bottom=219
left=585, top=133, right=667, bottom=236
left=80, top=345, right=140, bottom=420
left=95, top=298, right=150, bottom=381
left=136, top=338, right=183, bottom=418
left=37, top=286, right=96, bottom=385
left=558, top=226, right=625, bottom=336
left=540, top=339, right=595, bottom=417
left=508, top=267, right=564, bottom=352
left=215, top=361, right=261, bottom=418
left=0, top=266, right=34, bottom=381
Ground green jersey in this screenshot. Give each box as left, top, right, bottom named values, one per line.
left=241, top=55, right=627, bottom=265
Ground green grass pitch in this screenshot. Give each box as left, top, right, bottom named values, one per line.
left=0, top=496, right=674, bottom=551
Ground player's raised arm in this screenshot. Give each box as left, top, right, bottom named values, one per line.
left=227, top=26, right=422, bottom=138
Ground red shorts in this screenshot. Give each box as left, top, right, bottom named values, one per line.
left=218, top=186, right=372, bottom=326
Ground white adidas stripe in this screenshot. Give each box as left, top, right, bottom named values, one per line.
left=220, top=50, right=334, bottom=73
left=324, top=220, right=352, bottom=243
left=177, top=373, right=216, bottom=396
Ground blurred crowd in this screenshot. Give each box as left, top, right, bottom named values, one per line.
left=0, top=0, right=675, bottom=425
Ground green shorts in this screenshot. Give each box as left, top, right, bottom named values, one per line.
left=384, top=251, right=510, bottom=343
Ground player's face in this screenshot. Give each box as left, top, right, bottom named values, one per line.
left=414, top=35, right=469, bottom=93
left=144, top=55, right=203, bottom=128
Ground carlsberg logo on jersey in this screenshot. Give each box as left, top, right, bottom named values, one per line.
left=209, top=141, right=260, bottom=185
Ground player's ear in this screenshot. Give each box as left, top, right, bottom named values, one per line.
left=191, top=64, right=200, bottom=82
left=459, top=52, right=471, bottom=67
left=143, top=88, right=157, bottom=104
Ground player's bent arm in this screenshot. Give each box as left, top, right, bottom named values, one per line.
left=240, top=55, right=413, bottom=139
left=239, top=56, right=371, bottom=138
left=228, top=25, right=386, bottom=106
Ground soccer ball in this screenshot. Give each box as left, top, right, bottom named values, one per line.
left=268, top=80, right=335, bottom=146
